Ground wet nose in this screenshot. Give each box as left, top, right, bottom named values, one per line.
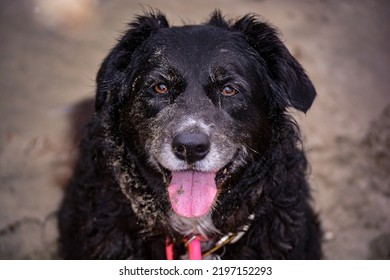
left=172, top=132, right=210, bottom=164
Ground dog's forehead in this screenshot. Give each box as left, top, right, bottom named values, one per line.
left=137, top=25, right=261, bottom=83
left=145, top=25, right=249, bottom=67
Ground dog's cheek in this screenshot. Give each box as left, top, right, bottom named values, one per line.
left=147, top=107, right=180, bottom=165
left=235, top=104, right=273, bottom=156
left=118, top=96, right=154, bottom=153
left=214, top=112, right=250, bottom=152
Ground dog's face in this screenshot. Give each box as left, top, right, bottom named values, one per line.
left=96, top=11, right=315, bottom=235
left=122, top=25, right=271, bottom=218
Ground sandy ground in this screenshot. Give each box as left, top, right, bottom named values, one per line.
left=0, top=0, right=389, bottom=259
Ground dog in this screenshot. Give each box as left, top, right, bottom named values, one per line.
left=59, top=10, right=321, bottom=259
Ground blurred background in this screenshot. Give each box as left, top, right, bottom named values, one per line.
left=0, top=0, right=389, bottom=259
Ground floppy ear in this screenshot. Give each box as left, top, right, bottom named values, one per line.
left=232, top=15, right=316, bottom=113
left=95, top=11, right=169, bottom=111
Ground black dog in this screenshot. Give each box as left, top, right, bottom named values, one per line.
left=59, top=10, right=321, bottom=259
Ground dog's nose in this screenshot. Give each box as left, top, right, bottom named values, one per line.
left=172, top=132, right=210, bottom=164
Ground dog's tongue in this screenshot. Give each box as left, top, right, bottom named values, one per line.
left=168, top=171, right=217, bottom=218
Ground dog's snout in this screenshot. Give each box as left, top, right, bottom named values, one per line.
left=172, top=132, right=210, bottom=164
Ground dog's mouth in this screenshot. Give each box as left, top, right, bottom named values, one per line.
left=167, top=171, right=217, bottom=218
left=157, top=153, right=238, bottom=219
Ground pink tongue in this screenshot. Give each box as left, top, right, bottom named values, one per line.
left=168, top=171, right=217, bottom=218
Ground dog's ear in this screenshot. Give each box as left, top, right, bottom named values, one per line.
left=232, top=15, right=316, bottom=113
left=95, top=11, right=169, bottom=111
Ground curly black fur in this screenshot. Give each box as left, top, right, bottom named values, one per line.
left=59, top=10, right=321, bottom=259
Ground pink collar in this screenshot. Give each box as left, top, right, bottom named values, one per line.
left=166, top=235, right=202, bottom=260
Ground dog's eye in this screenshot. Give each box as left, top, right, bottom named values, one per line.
left=153, top=83, right=169, bottom=94
left=221, top=85, right=238, bottom=96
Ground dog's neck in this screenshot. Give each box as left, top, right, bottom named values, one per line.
left=166, top=214, right=255, bottom=260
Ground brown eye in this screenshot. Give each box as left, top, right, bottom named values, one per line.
left=221, top=85, right=238, bottom=96
left=154, top=83, right=169, bottom=94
